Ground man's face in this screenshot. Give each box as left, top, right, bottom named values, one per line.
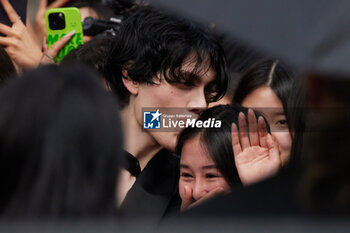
left=133, top=60, right=216, bottom=152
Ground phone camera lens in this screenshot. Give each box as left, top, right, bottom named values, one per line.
left=48, top=12, right=66, bottom=30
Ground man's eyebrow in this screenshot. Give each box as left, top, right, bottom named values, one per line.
left=178, top=70, right=201, bottom=82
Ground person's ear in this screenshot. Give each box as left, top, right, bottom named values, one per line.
left=122, top=61, right=139, bottom=96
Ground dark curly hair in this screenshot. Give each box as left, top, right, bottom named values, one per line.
left=105, top=6, right=228, bottom=107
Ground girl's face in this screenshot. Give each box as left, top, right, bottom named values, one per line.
left=179, top=135, right=231, bottom=203
left=241, top=86, right=292, bottom=166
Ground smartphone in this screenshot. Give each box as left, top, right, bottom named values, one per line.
left=0, top=0, right=27, bottom=35
left=45, top=7, right=84, bottom=62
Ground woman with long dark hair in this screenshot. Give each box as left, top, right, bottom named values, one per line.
left=233, top=59, right=304, bottom=166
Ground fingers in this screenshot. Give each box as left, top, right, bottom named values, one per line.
left=46, top=30, right=75, bottom=57
left=0, top=36, right=15, bottom=46
left=247, top=109, right=259, bottom=146
left=231, top=123, right=242, bottom=155
left=48, top=0, right=71, bottom=9
left=40, top=37, right=51, bottom=64
left=266, top=133, right=275, bottom=150
left=41, top=30, right=74, bottom=64
left=238, top=112, right=250, bottom=150
left=180, top=186, right=192, bottom=211
left=258, top=116, right=268, bottom=148
left=42, top=37, right=48, bottom=52
left=188, top=187, right=225, bottom=209
left=38, top=0, right=48, bottom=11
left=0, top=23, right=18, bottom=37
left=199, top=187, right=225, bottom=203
left=266, top=134, right=279, bottom=156
left=266, top=134, right=282, bottom=168
left=0, top=0, right=21, bottom=24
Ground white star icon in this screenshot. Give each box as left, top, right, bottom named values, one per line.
left=151, top=110, right=162, bottom=122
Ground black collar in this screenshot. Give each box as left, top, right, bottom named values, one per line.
left=120, top=149, right=181, bottom=219
left=123, top=151, right=141, bottom=177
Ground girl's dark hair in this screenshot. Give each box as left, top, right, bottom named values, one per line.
left=233, top=59, right=304, bottom=165
left=105, top=6, right=228, bottom=107
left=0, top=46, right=16, bottom=86
left=176, top=104, right=269, bottom=188
left=233, top=59, right=294, bottom=107
left=218, top=34, right=263, bottom=101
left=0, top=65, right=123, bottom=218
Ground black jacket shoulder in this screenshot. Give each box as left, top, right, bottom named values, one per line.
left=120, top=149, right=181, bottom=221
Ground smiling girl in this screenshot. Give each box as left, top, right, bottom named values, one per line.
left=176, top=105, right=281, bottom=210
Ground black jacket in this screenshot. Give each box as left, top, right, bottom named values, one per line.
left=120, top=149, right=181, bottom=222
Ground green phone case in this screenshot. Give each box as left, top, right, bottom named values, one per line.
left=45, top=7, right=84, bottom=63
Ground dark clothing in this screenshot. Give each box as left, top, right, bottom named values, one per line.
left=122, top=152, right=141, bottom=177
left=120, top=149, right=181, bottom=222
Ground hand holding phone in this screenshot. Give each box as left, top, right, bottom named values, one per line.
left=35, top=0, right=71, bottom=43
left=0, top=0, right=74, bottom=68
left=45, top=7, right=84, bottom=62
left=41, top=30, right=76, bottom=64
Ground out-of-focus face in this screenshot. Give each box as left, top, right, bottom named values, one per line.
left=241, top=86, right=292, bottom=165
left=79, top=7, right=99, bottom=43
left=133, top=58, right=216, bottom=152
left=179, top=135, right=231, bottom=203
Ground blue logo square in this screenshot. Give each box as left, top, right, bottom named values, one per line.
left=143, top=110, right=162, bottom=129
